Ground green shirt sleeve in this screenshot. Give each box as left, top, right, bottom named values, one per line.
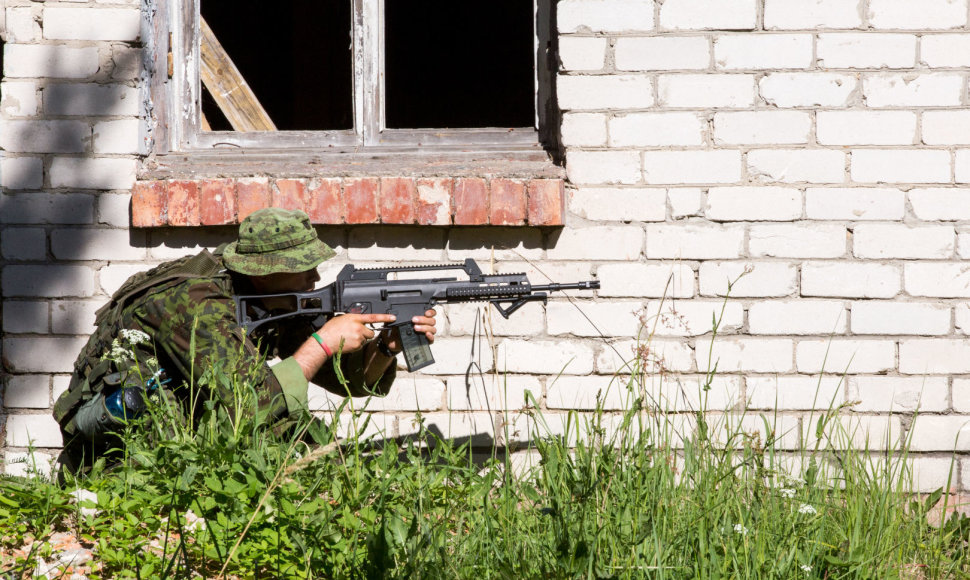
left=270, top=357, right=310, bottom=415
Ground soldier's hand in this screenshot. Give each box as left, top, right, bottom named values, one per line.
left=383, top=309, right=437, bottom=354
left=318, top=313, right=397, bottom=354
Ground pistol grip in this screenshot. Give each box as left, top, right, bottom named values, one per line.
left=398, top=322, right=434, bottom=372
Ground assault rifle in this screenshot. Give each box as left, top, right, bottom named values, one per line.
left=233, top=259, right=600, bottom=371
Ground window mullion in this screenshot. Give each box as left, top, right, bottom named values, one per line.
left=359, top=0, right=382, bottom=146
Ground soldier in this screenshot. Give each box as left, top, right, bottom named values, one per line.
left=53, top=208, right=437, bottom=474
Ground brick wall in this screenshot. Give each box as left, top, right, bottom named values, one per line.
left=2, top=0, right=970, bottom=491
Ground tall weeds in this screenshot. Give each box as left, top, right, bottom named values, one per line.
left=2, top=321, right=969, bottom=578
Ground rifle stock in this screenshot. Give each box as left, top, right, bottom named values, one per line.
left=233, top=259, right=600, bottom=372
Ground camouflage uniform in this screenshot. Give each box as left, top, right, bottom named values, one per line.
left=54, top=209, right=395, bottom=473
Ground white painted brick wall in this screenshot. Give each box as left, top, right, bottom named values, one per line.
left=904, top=263, right=970, bottom=298
left=694, top=338, right=793, bottom=373
left=4, top=0, right=970, bottom=490
left=748, top=150, right=846, bottom=184
left=698, top=261, right=798, bottom=297
left=816, top=33, right=917, bottom=69
left=867, top=0, right=968, bottom=30
left=853, top=224, right=953, bottom=259
left=0, top=157, right=44, bottom=190
left=801, top=262, right=901, bottom=298
left=610, top=112, right=706, bottom=147
left=851, top=302, right=951, bottom=335
left=561, top=113, right=607, bottom=147
left=758, top=73, right=857, bottom=107
left=851, top=150, right=951, bottom=184
left=795, top=339, right=896, bottom=374
left=642, top=150, right=742, bottom=184
left=922, top=111, right=970, bottom=145
left=899, top=339, right=970, bottom=374
left=749, top=300, right=846, bottom=335
left=640, top=300, right=744, bottom=336
left=2, top=45, right=101, bottom=79
left=749, top=224, right=847, bottom=258
left=558, top=0, right=656, bottom=33
left=659, top=0, right=757, bottom=31
left=706, top=187, right=802, bottom=221
left=43, top=6, right=141, bottom=41
left=746, top=375, right=846, bottom=411
left=863, top=74, right=963, bottom=107
left=598, top=262, right=694, bottom=298
left=658, top=74, right=756, bottom=108
left=909, top=188, right=970, bottom=220
left=713, top=111, right=811, bottom=145
left=805, top=188, right=905, bottom=220
left=614, top=36, right=710, bottom=71
left=646, top=224, right=745, bottom=259
left=908, top=416, right=970, bottom=452
left=921, top=34, right=970, bottom=67
left=817, top=111, right=917, bottom=146
left=763, top=0, right=862, bottom=30
left=558, top=37, right=608, bottom=71
left=558, top=75, right=654, bottom=110
left=713, top=34, right=813, bottom=70
left=568, top=187, right=666, bottom=221
left=849, top=376, right=949, bottom=413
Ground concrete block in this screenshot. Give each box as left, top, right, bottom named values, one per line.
left=558, top=74, right=654, bottom=110
left=713, top=111, right=811, bottom=145
left=904, top=263, right=970, bottom=298
left=748, top=149, right=846, bottom=184
left=565, top=150, right=642, bottom=185
left=706, top=186, right=802, bottom=220
left=868, top=0, right=968, bottom=30
left=45, top=83, right=140, bottom=116
left=43, top=6, right=141, bottom=41
left=849, top=376, right=948, bottom=413
left=699, top=261, right=798, bottom=297
left=816, top=111, right=917, bottom=145
left=561, top=112, right=607, bottom=147
left=764, top=0, right=863, bottom=29
left=694, top=337, right=793, bottom=373
left=547, top=301, right=644, bottom=337
left=558, top=0, right=655, bottom=33
left=2, top=265, right=96, bottom=297
left=805, top=187, right=905, bottom=220
left=610, top=112, right=706, bottom=147
left=907, top=416, right=970, bottom=452
left=615, top=36, right=710, bottom=71
left=659, top=0, right=758, bottom=31
left=51, top=300, right=100, bottom=334
left=1, top=227, right=47, bottom=261
left=3, top=45, right=100, bottom=79
left=759, top=72, right=858, bottom=107
left=569, top=187, right=666, bottom=222
left=3, top=375, right=50, bottom=409
left=643, top=150, right=742, bottom=184
left=51, top=228, right=146, bottom=261
left=850, top=150, right=950, bottom=184
left=864, top=73, right=963, bottom=107
left=646, top=224, right=745, bottom=259
left=50, top=158, right=138, bottom=190
left=2, top=300, right=48, bottom=333
left=658, top=74, right=756, bottom=108
left=93, top=119, right=145, bottom=155
left=5, top=415, right=62, bottom=448
left=546, top=226, right=644, bottom=260
left=909, top=188, right=970, bottom=220
left=747, top=375, right=846, bottom=411
left=0, top=120, right=88, bottom=153
left=0, top=192, right=94, bottom=224
left=714, top=34, right=813, bottom=70
left=851, top=301, right=951, bottom=335
left=495, top=339, right=595, bottom=375
left=816, top=33, right=917, bottom=69
left=447, top=375, right=539, bottom=411
left=2, top=337, right=88, bottom=372
left=748, top=300, right=846, bottom=335
left=853, top=224, right=953, bottom=259
left=923, top=111, right=970, bottom=145
left=558, top=37, right=608, bottom=71
left=597, top=262, right=695, bottom=298
left=749, top=224, right=847, bottom=258
left=801, top=261, right=901, bottom=298
left=0, top=157, right=44, bottom=191
left=796, top=339, right=896, bottom=374
left=921, top=33, right=970, bottom=67
left=640, top=300, right=744, bottom=336
left=1, top=81, right=39, bottom=116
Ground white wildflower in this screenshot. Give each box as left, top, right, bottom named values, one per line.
left=779, top=487, right=796, bottom=499
left=183, top=509, right=206, bottom=532
left=733, top=523, right=748, bottom=536
left=146, top=357, right=159, bottom=369
left=798, top=503, right=817, bottom=515
left=109, top=338, right=130, bottom=361
left=120, top=328, right=150, bottom=345
left=800, top=564, right=812, bottom=573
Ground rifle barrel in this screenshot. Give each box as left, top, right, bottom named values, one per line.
left=532, top=281, right=600, bottom=292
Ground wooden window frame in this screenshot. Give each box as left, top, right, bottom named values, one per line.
left=146, top=0, right=559, bottom=160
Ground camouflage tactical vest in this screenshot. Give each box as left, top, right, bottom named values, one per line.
left=53, top=248, right=225, bottom=440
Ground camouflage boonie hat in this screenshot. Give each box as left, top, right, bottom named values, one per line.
left=223, top=208, right=335, bottom=276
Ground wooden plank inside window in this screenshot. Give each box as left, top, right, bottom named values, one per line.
left=199, top=16, right=276, bottom=132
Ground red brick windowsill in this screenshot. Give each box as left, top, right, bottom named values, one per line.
left=132, top=176, right=565, bottom=227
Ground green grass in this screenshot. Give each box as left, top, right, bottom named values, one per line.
left=2, top=326, right=969, bottom=578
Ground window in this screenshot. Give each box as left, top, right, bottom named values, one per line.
left=153, top=0, right=558, bottom=155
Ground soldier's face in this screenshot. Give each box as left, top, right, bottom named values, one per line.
left=248, top=268, right=321, bottom=294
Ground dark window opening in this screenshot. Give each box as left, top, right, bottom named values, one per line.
left=200, top=0, right=353, bottom=131
left=384, top=0, right=535, bottom=129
